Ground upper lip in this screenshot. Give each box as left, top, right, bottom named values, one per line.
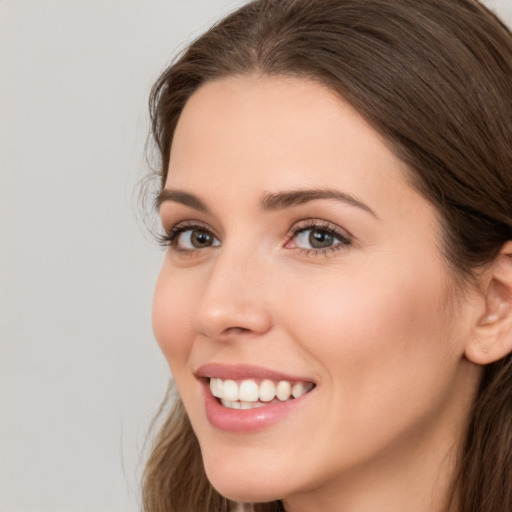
left=195, top=363, right=315, bottom=383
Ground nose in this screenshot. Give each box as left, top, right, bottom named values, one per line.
left=192, top=246, right=273, bottom=341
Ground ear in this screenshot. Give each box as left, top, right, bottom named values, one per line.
left=465, top=241, right=512, bottom=365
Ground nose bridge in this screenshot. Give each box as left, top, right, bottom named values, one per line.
left=193, top=241, right=272, bottom=339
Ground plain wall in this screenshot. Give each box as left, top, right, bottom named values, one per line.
left=1, top=1, right=511, bottom=511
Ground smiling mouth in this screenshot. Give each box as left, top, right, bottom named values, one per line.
left=209, top=377, right=315, bottom=409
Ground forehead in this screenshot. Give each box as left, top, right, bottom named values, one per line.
left=168, top=75, right=410, bottom=193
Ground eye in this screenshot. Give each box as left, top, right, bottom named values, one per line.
left=295, top=228, right=338, bottom=249
left=286, top=222, right=352, bottom=253
left=159, top=224, right=221, bottom=251
left=177, top=227, right=220, bottom=249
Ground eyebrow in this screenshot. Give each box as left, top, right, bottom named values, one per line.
left=156, top=187, right=376, bottom=217
left=261, top=189, right=377, bottom=217
left=155, top=189, right=210, bottom=213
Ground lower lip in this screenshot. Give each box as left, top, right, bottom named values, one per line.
left=202, top=381, right=312, bottom=432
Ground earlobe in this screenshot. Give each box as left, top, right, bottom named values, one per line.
left=465, top=241, right=512, bottom=365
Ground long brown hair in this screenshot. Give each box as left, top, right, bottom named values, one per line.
left=142, top=1, right=512, bottom=511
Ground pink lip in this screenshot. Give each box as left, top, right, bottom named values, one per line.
left=195, top=363, right=314, bottom=383
left=201, top=382, right=312, bottom=432
left=195, top=363, right=315, bottom=433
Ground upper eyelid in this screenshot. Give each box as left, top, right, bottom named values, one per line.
left=163, top=219, right=216, bottom=235
left=161, top=218, right=353, bottom=244
left=158, top=204, right=215, bottom=227
left=289, top=219, right=353, bottom=239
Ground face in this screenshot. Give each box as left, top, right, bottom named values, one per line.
left=153, top=76, right=480, bottom=509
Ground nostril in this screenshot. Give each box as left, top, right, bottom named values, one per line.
left=224, top=326, right=252, bottom=335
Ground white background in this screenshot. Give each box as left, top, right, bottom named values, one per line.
left=1, top=1, right=511, bottom=511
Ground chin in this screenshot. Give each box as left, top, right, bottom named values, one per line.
left=207, top=475, right=284, bottom=504
left=202, top=454, right=290, bottom=503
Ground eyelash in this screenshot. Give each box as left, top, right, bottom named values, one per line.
left=289, top=221, right=352, bottom=255
left=157, top=221, right=214, bottom=251
left=157, top=220, right=352, bottom=255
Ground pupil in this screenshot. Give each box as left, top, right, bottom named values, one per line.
left=309, top=229, right=333, bottom=248
left=192, top=229, right=211, bottom=248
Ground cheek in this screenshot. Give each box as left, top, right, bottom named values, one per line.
left=152, top=264, right=196, bottom=372
left=282, top=258, right=458, bottom=409
left=268, top=259, right=467, bottom=480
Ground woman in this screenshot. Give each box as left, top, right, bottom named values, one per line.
left=143, top=0, right=512, bottom=511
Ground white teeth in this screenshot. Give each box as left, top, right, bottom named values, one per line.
left=223, top=380, right=239, bottom=401
left=222, top=399, right=267, bottom=409
left=239, top=379, right=259, bottom=402
left=210, top=377, right=314, bottom=406
left=291, top=382, right=305, bottom=398
left=210, top=378, right=223, bottom=398
left=292, top=382, right=314, bottom=398
left=259, top=379, right=276, bottom=402
left=276, top=380, right=292, bottom=401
